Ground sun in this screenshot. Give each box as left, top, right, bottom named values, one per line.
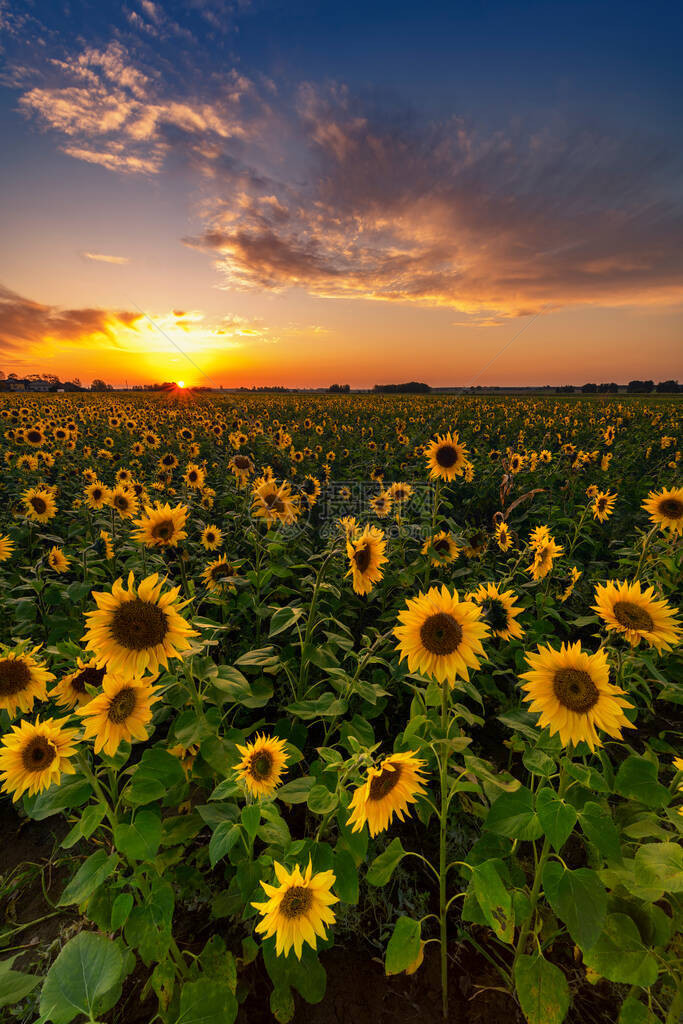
left=176, top=380, right=186, bottom=389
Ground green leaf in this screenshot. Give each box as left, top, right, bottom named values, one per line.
left=124, top=879, right=174, bottom=965
left=542, top=862, right=606, bottom=951
left=114, top=810, right=162, bottom=861
left=385, top=916, right=421, bottom=975
left=276, top=776, right=314, bottom=804
left=615, top=756, right=669, bottom=808
left=0, top=956, right=40, bottom=1009
left=633, top=843, right=683, bottom=894
left=110, top=892, right=134, bottom=931
left=582, top=914, right=659, bottom=986
left=536, top=789, right=577, bottom=852
left=578, top=802, right=622, bottom=861
left=366, top=837, right=406, bottom=886
left=485, top=787, right=543, bottom=841
left=176, top=980, right=238, bottom=1024
left=58, top=850, right=118, bottom=907
left=270, top=985, right=295, bottom=1023
left=241, top=804, right=261, bottom=844
left=269, top=606, right=303, bottom=637
left=618, top=996, right=658, bottom=1024
left=39, top=932, right=123, bottom=1024
left=307, top=784, right=339, bottom=815
left=61, top=803, right=106, bottom=849
left=333, top=848, right=358, bottom=905
left=514, top=953, right=570, bottom=1024
left=127, top=748, right=186, bottom=805
left=209, top=821, right=243, bottom=867
left=471, top=860, right=514, bottom=943
left=25, top=777, right=92, bottom=821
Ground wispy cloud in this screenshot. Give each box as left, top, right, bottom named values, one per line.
left=82, top=251, right=130, bottom=264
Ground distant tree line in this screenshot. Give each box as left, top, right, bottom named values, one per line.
left=373, top=381, right=431, bottom=393
left=328, top=383, right=351, bottom=393
left=556, top=380, right=681, bottom=395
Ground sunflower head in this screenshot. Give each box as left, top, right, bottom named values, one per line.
left=347, top=751, right=427, bottom=836
left=235, top=733, right=288, bottom=797
left=78, top=672, right=161, bottom=755
left=642, top=487, right=683, bottom=535
left=394, top=584, right=489, bottom=684
left=53, top=657, right=105, bottom=709
left=0, top=644, right=54, bottom=717
left=252, top=859, right=338, bottom=959
left=425, top=432, right=469, bottom=480
left=0, top=717, right=78, bottom=801
left=346, top=525, right=387, bottom=596
left=132, top=502, right=188, bottom=548
left=471, top=583, right=524, bottom=641
left=593, top=580, right=682, bottom=652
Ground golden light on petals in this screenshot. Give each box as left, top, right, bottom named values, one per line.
left=347, top=751, right=427, bottom=836
left=252, top=859, right=338, bottom=959
left=78, top=672, right=161, bottom=755
left=394, top=584, right=489, bottom=684
left=235, top=733, right=288, bottom=797
left=0, top=717, right=78, bottom=802
left=592, top=579, right=681, bottom=653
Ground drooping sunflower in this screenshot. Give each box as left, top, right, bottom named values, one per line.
left=22, top=487, right=57, bottom=524
left=0, top=717, right=78, bottom=802
left=52, top=657, right=106, bottom=709
left=235, top=733, right=288, bottom=797
left=425, top=432, right=469, bottom=480
left=470, top=582, right=524, bottom=641
left=229, top=454, right=255, bottom=486
left=252, top=860, right=338, bottom=959
left=201, top=525, right=223, bottom=550
left=526, top=534, right=564, bottom=580
left=78, top=673, right=161, bottom=755
left=592, top=489, right=617, bottom=522
left=82, top=571, right=198, bottom=674
left=421, top=530, right=459, bottom=567
left=642, top=487, right=683, bottom=535
left=48, top=546, right=70, bottom=573
left=84, top=480, right=110, bottom=510
left=99, top=530, right=114, bottom=560
left=346, top=525, right=388, bottom=596
left=519, top=641, right=634, bottom=751
left=0, top=644, right=54, bottom=716
left=0, top=533, right=15, bottom=562
left=132, top=502, right=188, bottom=548
left=202, top=555, right=239, bottom=594
left=394, top=584, right=489, bottom=684
left=347, top=751, right=427, bottom=836
left=495, top=521, right=513, bottom=552
left=592, top=580, right=682, bottom=653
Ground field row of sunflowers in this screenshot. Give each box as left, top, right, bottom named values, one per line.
left=0, top=392, right=681, bottom=1024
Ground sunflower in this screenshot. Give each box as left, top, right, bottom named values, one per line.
left=526, top=535, right=564, bottom=580
left=470, top=583, right=524, bottom=641
left=0, top=645, right=54, bottom=717
left=24, top=425, right=46, bottom=447
left=184, top=463, right=206, bottom=489
left=394, top=585, right=489, bottom=684
left=82, top=571, right=198, bottom=674
left=235, top=733, right=288, bottom=797
left=592, top=580, right=681, bottom=653
left=559, top=566, right=582, bottom=603
left=495, top=521, right=513, bottom=552
left=421, top=530, right=459, bottom=567
left=370, top=491, right=392, bottom=518
left=108, top=485, right=139, bottom=520
left=84, top=480, right=110, bottom=509
left=229, top=455, right=254, bottom=485
left=389, top=482, right=413, bottom=506
left=592, top=490, right=617, bottom=522
left=132, top=502, right=188, bottom=548
left=0, top=533, right=14, bottom=562
left=252, top=860, right=338, bottom=959
left=201, top=525, right=223, bottom=550
left=99, top=530, right=115, bottom=560
left=202, top=555, right=239, bottom=594
left=52, top=657, right=106, bottom=709
left=347, top=751, right=427, bottom=836
left=48, top=546, right=70, bottom=573
left=22, top=487, right=57, bottom=524
left=520, top=641, right=634, bottom=751
left=346, top=525, right=388, bottom=596
left=674, top=758, right=683, bottom=817
left=252, top=479, right=300, bottom=526
left=78, top=673, right=161, bottom=755
left=642, top=487, right=683, bottom=535
left=425, top=432, right=469, bottom=480
left=0, top=718, right=78, bottom=802
left=299, top=475, right=321, bottom=508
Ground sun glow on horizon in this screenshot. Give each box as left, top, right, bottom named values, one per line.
left=176, top=380, right=186, bottom=388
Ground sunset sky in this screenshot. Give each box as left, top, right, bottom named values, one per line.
left=1, top=0, right=682, bottom=388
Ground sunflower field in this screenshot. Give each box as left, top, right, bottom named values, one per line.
left=0, top=391, right=681, bottom=1024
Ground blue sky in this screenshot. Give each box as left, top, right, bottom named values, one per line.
left=0, top=0, right=681, bottom=386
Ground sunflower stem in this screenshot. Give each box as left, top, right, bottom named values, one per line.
left=438, top=678, right=449, bottom=1019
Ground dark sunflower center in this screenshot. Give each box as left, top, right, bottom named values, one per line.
left=151, top=519, right=174, bottom=540
left=302, top=479, right=316, bottom=494
left=280, top=885, right=313, bottom=919
left=0, top=658, right=31, bottom=696
left=30, top=496, right=47, bottom=514
left=436, top=444, right=458, bottom=468
left=234, top=456, right=251, bottom=469
left=369, top=763, right=402, bottom=800
left=353, top=544, right=372, bottom=573
left=210, top=564, right=234, bottom=582
left=92, top=488, right=103, bottom=501
left=250, top=750, right=273, bottom=781
left=659, top=498, right=683, bottom=519
left=108, top=687, right=137, bottom=723
left=27, top=430, right=41, bottom=443
left=419, top=612, right=462, bottom=655
left=553, top=668, right=599, bottom=713
left=71, top=665, right=106, bottom=693
left=612, top=600, right=654, bottom=632
left=264, top=494, right=284, bottom=512
left=433, top=538, right=450, bottom=554
left=189, top=472, right=198, bottom=482
left=22, top=737, right=56, bottom=773
left=110, top=599, right=168, bottom=650
left=597, top=498, right=607, bottom=511
left=394, top=489, right=408, bottom=501
left=162, top=454, right=175, bottom=465
left=483, top=598, right=509, bottom=632
left=114, top=495, right=129, bottom=510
